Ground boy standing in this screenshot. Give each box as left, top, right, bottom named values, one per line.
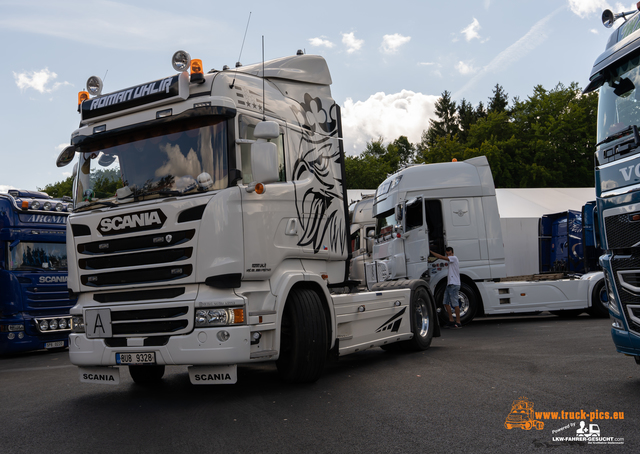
left=430, top=247, right=461, bottom=328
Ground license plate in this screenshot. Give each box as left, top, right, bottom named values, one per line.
left=45, top=341, right=65, bottom=349
left=116, top=352, right=156, bottom=365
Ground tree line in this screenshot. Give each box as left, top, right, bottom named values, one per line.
left=345, top=82, right=598, bottom=189
left=40, top=81, right=598, bottom=196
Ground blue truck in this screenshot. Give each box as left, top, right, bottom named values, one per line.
left=0, top=189, right=76, bottom=354
left=584, top=6, right=640, bottom=365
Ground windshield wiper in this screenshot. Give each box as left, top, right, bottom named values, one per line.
left=596, top=124, right=640, bottom=148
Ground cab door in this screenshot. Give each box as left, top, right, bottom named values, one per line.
left=403, top=197, right=429, bottom=279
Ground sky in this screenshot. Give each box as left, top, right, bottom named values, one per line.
left=0, top=0, right=633, bottom=192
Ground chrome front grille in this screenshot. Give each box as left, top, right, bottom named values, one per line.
left=611, top=254, right=640, bottom=335
left=109, top=305, right=191, bottom=337
left=77, top=229, right=195, bottom=288
left=604, top=212, right=640, bottom=249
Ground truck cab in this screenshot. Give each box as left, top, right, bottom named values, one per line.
left=0, top=190, right=75, bottom=354
left=584, top=5, right=640, bottom=365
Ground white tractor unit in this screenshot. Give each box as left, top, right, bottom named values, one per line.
left=57, top=51, right=439, bottom=385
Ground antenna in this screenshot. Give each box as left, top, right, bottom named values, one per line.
left=230, top=12, right=252, bottom=89
left=262, top=35, right=266, bottom=121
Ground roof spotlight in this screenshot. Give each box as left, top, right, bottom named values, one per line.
left=172, top=50, right=191, bottom=72
left=86, top=76, right=103, bottom=96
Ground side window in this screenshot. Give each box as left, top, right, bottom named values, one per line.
left=239, top=116, right=286, bottom=184
left=425, top=199, right=445, bottom=255
left=405, top=197, right=423, bottom=231
left=350, top=230, right=361, bottom=252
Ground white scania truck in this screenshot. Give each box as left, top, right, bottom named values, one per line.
left=363, top=157, right=606, bottom=325
left=57, top=51, right=439, bottom=385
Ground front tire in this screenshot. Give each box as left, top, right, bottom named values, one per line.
left=276, top=288, right=328, bottom=383
left=129, top=365, right=165, bottom=384
left=588, top=279, right=609, bottom=318
left=401, top=286, right=435, bottom=351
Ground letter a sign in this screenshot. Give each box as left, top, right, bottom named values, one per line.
left=85, top=309, right=113, bottom=338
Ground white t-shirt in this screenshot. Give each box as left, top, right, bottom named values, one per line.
left=447, top=255, right=460, bottom=286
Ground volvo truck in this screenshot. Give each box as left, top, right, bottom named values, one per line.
left=56, top=50, right=439, bottom=385
left=583, top=4, right=640, bottom=366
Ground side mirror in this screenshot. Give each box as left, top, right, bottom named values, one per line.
left=395, top=204, right=403, bottom=221
left=56, top=145, right=77, bottom=168
left=254, top=121, right=279, bottom=140
left=251, top=141, right=279, bottom=184
left=366, top=237, right=373, bottom=254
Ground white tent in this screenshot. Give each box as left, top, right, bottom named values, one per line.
left=496, top=188, right=596, bottom=276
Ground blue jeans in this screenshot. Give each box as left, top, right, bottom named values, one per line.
left=443, top=284, right=460, bottom=308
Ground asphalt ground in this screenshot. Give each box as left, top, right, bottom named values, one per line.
left=0, top=313, right=637, bottom=453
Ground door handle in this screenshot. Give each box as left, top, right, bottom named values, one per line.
left=285, top=218, right=298, bottom=236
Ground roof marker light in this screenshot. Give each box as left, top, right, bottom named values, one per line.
left=172, top=50, right=191, bottom=72
left=190, top=58, right=204, bottom=84
left=78, top=91, right=90, bottom=105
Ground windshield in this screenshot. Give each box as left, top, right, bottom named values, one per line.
left=8, top=242, right=67, bottom=271
left=597, top=52, right=640, bottom=144
left=75, top=116, right=228, bottom=211
left=375, top=209, right=396, bottom=238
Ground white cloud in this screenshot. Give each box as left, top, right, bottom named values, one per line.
left=455, top=61, right=477, bottom=75
left=454, top=7, right=563, bottom=99
left=341, top=90, right=439, bottom=154
left=484, top=0, right=492, bottom=9
left=342, top=32, right=364, bottom=54
left=567, top=0, right=610, bottom=18
left=13, top=68, right=70, bottom=93
left=461, top=18, right=481, bottom=41
left=590, top=28, right=600, bottom=34
left=309, top=36, right=334, bottom=48
left=380, top=33, right=411, bottom=54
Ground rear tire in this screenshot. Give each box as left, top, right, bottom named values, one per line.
left=401, top=286, right=435, bottom=351
left=436, top=281, right=478, bottom=326
left=276, top=288, right=328, bottom=383
left=129, top=365, right=165, bottom=384
left=588, top=279, right=609, bottom=318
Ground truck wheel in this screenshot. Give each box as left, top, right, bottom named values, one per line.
left=588, top=279, right=609, bottom=318
left=457, top=282, right=478, bottom=325
left=129, top=365, right=165, bottom=384
left=401, top=286, right=435, bottom=351
left=436, top=282, right=477, bottom=326
left=276, top=288, right=328, bottom=383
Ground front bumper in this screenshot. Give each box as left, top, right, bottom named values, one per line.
left=69, top=325, right=251, bottom=366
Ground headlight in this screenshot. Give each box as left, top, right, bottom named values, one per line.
left=603, top=271, right=620, bottom=315
left=195, top=308, right=245, bottom=327
left=86, top=76, right=103, bottom=96
left=39, top=320, right=49, bottom=331
left=49, top=319, right=58, bottom=330
left=55, top=203, right=64, bottom=212
left=43, top=201, right=52, bottom=211
left=30, top=200, right=41, bottom=210
left=59, top=319, right=68, bottom=329
left=71, top=316, right=85, bottom=333
left=172, top=50, right=191, bottom=72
